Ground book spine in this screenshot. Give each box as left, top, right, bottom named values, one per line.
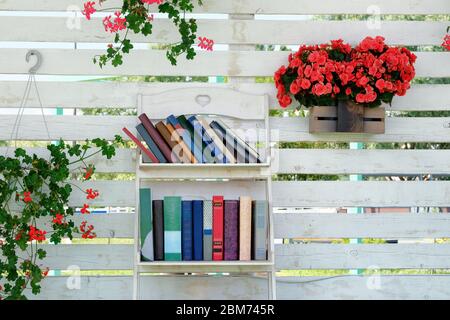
left=139, top=188, right=154, bottom=261
left=155, top=121, right=184, bottom=163
left=188, top=116, right=228, bottom=164
left=178, top=115, right=216, bottom=163
left=197, top=117, right=236, bottom=164
left=224, top=200, right=239, bottom=261
left=164, top=196, right=182, bottom=261
left=181, top=201, right=193, bottom=261
left=122, top=127, right=159, bottom=163
left=136, top=124, right=167, bottom=163
left=152, top=200, right=164, bottom=261
left=138, top=113, right=174, bottom=163
left=167, top=115, right=203, bottom=163
left=252, top=200, right=268, bottom=261
left=239, top=196, right=252, bottom=261
left=192, top=200, right=204, bottom=261
left=202, top=200, right=213, bottom=261
left=212, top=196, right=224, bottom=261
left=166, top=123, right=198, bottom=164
left=210, top=122, right=249, bottom=164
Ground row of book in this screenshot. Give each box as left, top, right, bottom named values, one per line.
left=123, top=113, right=262, bottom=164
left=140, top=188, right=269, bottom=262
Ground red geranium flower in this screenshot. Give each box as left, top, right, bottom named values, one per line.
left=82, top=1, right=96, bottom=20
left=81, top=204, right=90, bottom=215
left=80, top=221, right=97, bottom=239
left=198, top=37, right=214, bottom=51
left=442, top=34, right=450, bottom=51
left=86, top=188, right=100, bottom=200
left=83, top=167, right=94, bottom=181
left=23, top=191, right=32, bottom=203
left=52, top=213, right=64, bottom=225
left=28, top=226, right=46, bottom=242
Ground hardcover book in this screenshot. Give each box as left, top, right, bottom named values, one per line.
left=139, top=188, right=154, bottom=261
left=138, top=113, right=173, bottom=163
left=167, top=115, right=203, bottom=163
left=252, top=200, right=269, bottom=261
left=224, top=200, right=239, bottom=261
left=212, top=196, right=224, bottom=260
left=153, top=200, right=164, bottom=261
left=202, top=200, right=213, bottom=261
left=181, top=201, right=193, bottom=261
left=164, top=196, right=182, bottom=261
left=155, top=121, right=186, bottom=163
left=122, top=127, right=159, bottom=163
left=187, top=116, right=228, bottom=164
left=166, top=123, right=198, bottom=164
left=192, top=200, right=204, bottom=261
left=210, top=121, right=251, bottom=164
left=196, top=116, right=236, bottom=164
left=239, top=196, right=252, bottom=261
left=136, top=123, right=167, bottom=163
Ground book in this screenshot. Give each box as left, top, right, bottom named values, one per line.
left=188, top=116, right=228, bottom=164
left=155, top=121, right=186, bottom=163
left=197, top=116, right=236, bottom=164
left=210, top=121, right=249, bottom=163
left=202, top=200, right=213, bottom=261
left=192, top=200, right=204, bottom=261
left=181, top=201, right=193, bottom=261
left=252, top=200, right=268, bottom=261
left=138, top=113, right=173, bottom=163
left=164, top=196, right=182, bottom=261
left=122, top=127, right=159, bottom=163
left=224, top=200, right=239, bottom=261
left=166, top=123, right=198, bottom=164
left=239, top=196, right=252, bottom=261
left=167, top=115, right=203, bottom=163
left=211, top=119, right=261, bottom=163
left=139, top=188, right=154, bottom=261
left=212, top=196, right=224, bottom=260
left=152, top=200, right=164, bottom=261
left=177, top=115, right=216, bottom=164
left=136, top=123, right=167, bottom=163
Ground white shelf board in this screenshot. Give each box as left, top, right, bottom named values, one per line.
left=138, top=260, right=274, bottom=273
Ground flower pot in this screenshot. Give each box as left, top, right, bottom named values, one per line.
left=309, top=102, right=385, bottom=134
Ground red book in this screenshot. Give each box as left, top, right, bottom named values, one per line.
left=212, top=196, right=224, bottom=261
left=122, top=127, right=159, bottom=163
left=138, top=113, right=173, bottom=163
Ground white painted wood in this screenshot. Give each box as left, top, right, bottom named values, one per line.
left=140, top=87, right=266, bottom=120
left=2, top=17, right=447, bottom=46
left=138, top=261, right=273, bottom=273
left=68, top=180, right=135, bottom=207
left=274, top=149, right=450, bottom=175
left=1, top=115, right=450, bottom=143
left=4, top=0, right=449, bottom=14
left=2, top=82, right=448, bottom=111
left=0, top=49, right=446, bottom=77
left=274, top=213, right=450, bottom=238
left=275, top=244, right=450, bottom=269
left=35, top=275, right=450, bottom=300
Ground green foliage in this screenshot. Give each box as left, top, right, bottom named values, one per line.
left=0, top=136, right=123, bottom=300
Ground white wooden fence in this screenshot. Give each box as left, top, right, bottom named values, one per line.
left=0, top=0, right=449, bottom=300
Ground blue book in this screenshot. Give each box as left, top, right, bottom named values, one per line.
left=192, top=200, right=204, bottom=261
left=181, top=200, right=193, bottom=261
left=187, top=116, right=228, bottom=163
left=167, top=115, right=203, bottom=163
left=136, top=123, right=167, bottom=163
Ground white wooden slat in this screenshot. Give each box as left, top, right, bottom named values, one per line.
left=2, top=17, right=446, bottom=46
left=65, top=180, right=450, bottom=207
left=35, top=275, right=450, bottom=300
left=276, top=244, right=450, bottom=269
left=1, top=82, right=448, bottom=111
left=3, top=0, right=449, bottom=14
left=1, top=115, right=450, bottom=143
left=274, top=213, right=450, bottom=238
left=0, top=49, right=447, bottom=77
left=274, top=149, right=450, bottom=175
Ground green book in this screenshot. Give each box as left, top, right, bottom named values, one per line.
left=164, top=196, right=182, bottom=261
left=139, top=188, right=154, bottom=261
left=177, top=115, right=215, bottom=163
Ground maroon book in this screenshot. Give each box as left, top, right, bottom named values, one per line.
left=138, top=113, right=174, bottom=163
left=224, top=200, right=239, bottom=261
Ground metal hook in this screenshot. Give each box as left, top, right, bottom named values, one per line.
left=26, top=50, right=43, bottom=74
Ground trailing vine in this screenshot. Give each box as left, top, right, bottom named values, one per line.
left=0, top=136, right=123, bottom=300
left=82, top=0, right=213, bottom=68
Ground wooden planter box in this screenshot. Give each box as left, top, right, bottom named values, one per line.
left=309, top=101, right=385, bottom=134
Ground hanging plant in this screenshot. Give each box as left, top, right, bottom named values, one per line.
left=82, top=0, right=214, bottom=68
left=0, top=136, right=123, bottom=300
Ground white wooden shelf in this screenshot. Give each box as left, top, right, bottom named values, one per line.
left=137, top=260, right=274, bottom=273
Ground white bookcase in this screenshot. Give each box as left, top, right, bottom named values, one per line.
left=133, top=88, right=276, bottom=300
